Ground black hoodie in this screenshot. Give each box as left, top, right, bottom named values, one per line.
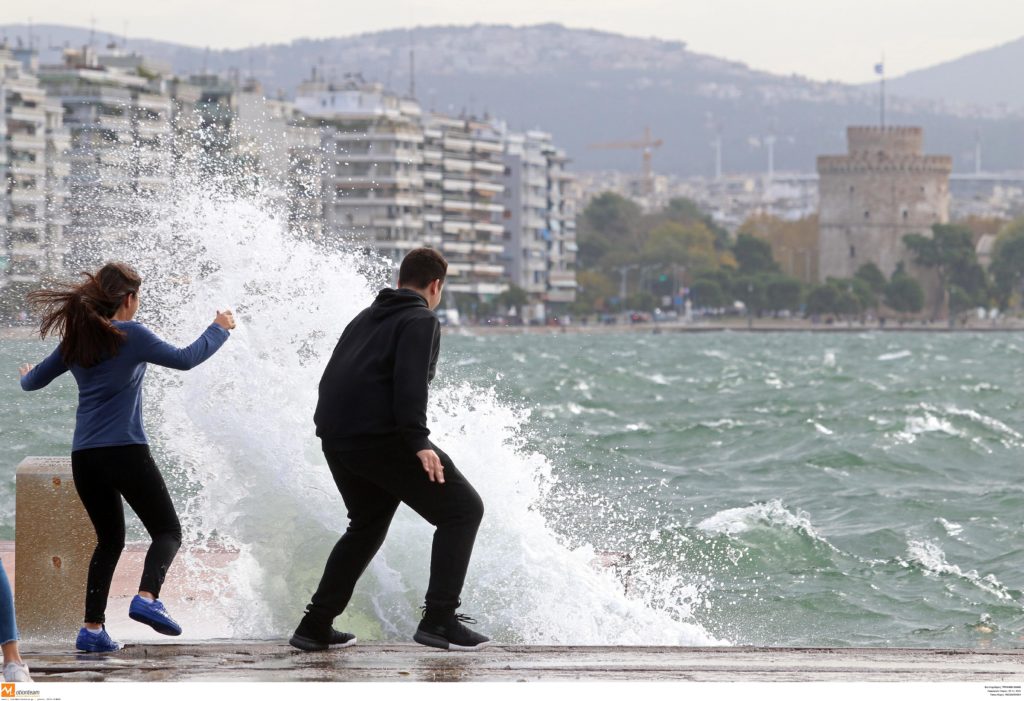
left=315, top=288, right=440, bottom=453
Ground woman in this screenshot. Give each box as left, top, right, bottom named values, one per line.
left=20, top=262, right=235, bottom=652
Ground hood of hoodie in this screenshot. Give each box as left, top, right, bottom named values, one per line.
left=370, top=287, right=430, bottom=319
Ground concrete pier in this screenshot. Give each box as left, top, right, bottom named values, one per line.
left=15, top=457, right=93, bottom=639
left=17, top=642, right=1024, bottom=682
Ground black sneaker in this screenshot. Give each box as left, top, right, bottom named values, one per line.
left=289, top=624, right=357, bottom=652
left=414, top=612, right=491, bottom=651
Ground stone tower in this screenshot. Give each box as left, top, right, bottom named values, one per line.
left=817, top=126, right=951, bottom=283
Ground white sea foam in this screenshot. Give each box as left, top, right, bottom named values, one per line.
left=112, top=175, right=721, bottom=645
left=906, top=540, right=1014, bottom=602
left=696, top=499, right=828, bottom=547
left=878, top=350, right=912, bottom=361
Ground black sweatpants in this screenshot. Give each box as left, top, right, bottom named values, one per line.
left=303, top=441, right=484, bottom=629
left=71, top=444, right=183, bottom=624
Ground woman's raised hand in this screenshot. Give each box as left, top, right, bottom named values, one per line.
left=214, top=310, right=236, bottom=331
left=18, top=364, right=33, bottom=377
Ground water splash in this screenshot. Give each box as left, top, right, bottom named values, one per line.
left=101, top=172, right=721, bottom=644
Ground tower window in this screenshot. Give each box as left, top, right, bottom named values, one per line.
left=902, top=210, right=908, bottom=219
left=850, top=246, right=856, bottom=258
left=864, top=210, right=870, bottom=219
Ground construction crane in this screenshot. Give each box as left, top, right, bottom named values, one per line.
left=588, top=127, right=663, bottom=195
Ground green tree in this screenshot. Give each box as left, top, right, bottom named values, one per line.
left=640, top=221, right=719, bottom=271
left=855, top=262, right=887, bottom=294
left=664, top=197, right=731, bottom=250
left=805, top=284, right=840, bottom=317
left=989, top=218, right=1024, bottom=309
left=765, top=275, right=803, bottom=313
left=571, top=270, right=618, bottom=314
left=732, top=233, right=780, bottom=275
left=689, top=279, right=726, bottom=309
left=904, top=224, right=988, bottom=317
left=884, top=264, right=925, bottom=318
left=577, top=192, right=642, bottom=268
left=495, top=284, right=529, bottom=315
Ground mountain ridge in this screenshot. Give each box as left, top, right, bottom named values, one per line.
left=2, top=22, right=1021, bottom=176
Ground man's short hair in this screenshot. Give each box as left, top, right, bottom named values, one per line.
left=398, top=248, right=448, bottom=289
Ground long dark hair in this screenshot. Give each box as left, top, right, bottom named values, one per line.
left=28, top=262, right=142, bottom=368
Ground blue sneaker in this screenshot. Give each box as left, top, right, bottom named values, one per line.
left=76, top=625, right=121, bottom=653
left=129, top=595, right=182, bottom=636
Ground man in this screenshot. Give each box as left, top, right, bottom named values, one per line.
left=290, top=247, right=489, bottom=652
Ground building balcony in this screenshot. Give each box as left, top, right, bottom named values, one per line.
left=545, top=289, right=576, bottom=303
left=472, top=222, right=505, bottom=234
left=443, top=242, right=472, bottom=254
left=443, top=136, right=473, bottom=152
left=8, top=107, right=46, bottom=125
left=549, top=272, right=577, bottom=288
left=473, top=160, right=505, bottom=174
left=443, top=178, right=473, bottom=192
left=10, top=190, right=45, bottom=205
left=471, top=263, right=505, bottom=276
left=372, top=217, right=424, bottom=230
left=474, top=182, right=503, bottom=195
left=10, top=161, right=46, bottom=177
left=473, top=140, right=503, bottom=154
left=443, top=199, right=473, bottom=212
left=473, top=202, right=504, bottom=214
left=443, top=158, right=473, bottom=173
left=9, top=133, right=46, bottom=151
left=443, top=221, right=473, bottom=234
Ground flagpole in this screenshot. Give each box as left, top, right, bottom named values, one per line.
left=879, top=55, right=886, bottom=129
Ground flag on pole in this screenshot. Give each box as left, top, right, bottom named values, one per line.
left=875, top=62, right=885, bottom=75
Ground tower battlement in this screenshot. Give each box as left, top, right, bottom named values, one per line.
left=846, top=126, right=923, bottom=157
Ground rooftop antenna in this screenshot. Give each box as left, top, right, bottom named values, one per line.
left=765, top=120, right=777, bottom=182
left=27, top=16, right=33, bottom=49
left=975, top=130, right=982, bottom=175
left=122, top=20, right=128, bottom=49
left=89, top=16, right=96, bottom=48
left=409, top=47, right=416, bottom=98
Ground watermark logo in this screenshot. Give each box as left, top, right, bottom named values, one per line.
left=1, top=683, right=14, bottom=698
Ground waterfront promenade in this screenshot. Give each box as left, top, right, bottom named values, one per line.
left=19, top=641, right=1024, bottom=682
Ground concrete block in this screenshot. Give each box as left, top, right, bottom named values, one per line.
left=15, top=457, right=93, bottom=640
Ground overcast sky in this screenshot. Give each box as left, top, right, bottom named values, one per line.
left=1, top=0, right=1021, bottom=83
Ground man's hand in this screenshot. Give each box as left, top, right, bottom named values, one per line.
left=417, top=449, right=445, bottom=484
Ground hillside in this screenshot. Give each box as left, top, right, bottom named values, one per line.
left=2, top=23, right=1022, bottom=176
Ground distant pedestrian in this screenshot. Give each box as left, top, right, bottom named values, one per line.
left=19, top=262, right=235, bottom=652
left=291, top=247, right=489, bottom=652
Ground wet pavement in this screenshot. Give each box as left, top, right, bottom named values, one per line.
left=20, top=642, right=1024, bottom=682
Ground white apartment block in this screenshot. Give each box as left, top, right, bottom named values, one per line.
left=37, top=47, right=173, bottom=267
left=295, top=78, right=425, bottom=267
left=425, top=114, right=507, bottom=297
left=0, top=47, right=70, bottom=286
left=502, top=129, right=578, bottom=319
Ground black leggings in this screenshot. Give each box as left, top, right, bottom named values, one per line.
left=303, top=441, right=484, bottom=629
left=71, top=444, right=182, bottom=625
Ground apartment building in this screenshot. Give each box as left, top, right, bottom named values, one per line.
left=36, top=46, right=173, bottom=267
left=295, top=77, right=425, bottom=266
left=425, top=114, right=507, bottom=297
left=0, top=46, right=70, bottom=286
left=502, top=129, right=577, bottom=320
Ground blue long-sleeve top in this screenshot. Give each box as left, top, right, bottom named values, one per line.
left=20, top=320, right=230, bottom=451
